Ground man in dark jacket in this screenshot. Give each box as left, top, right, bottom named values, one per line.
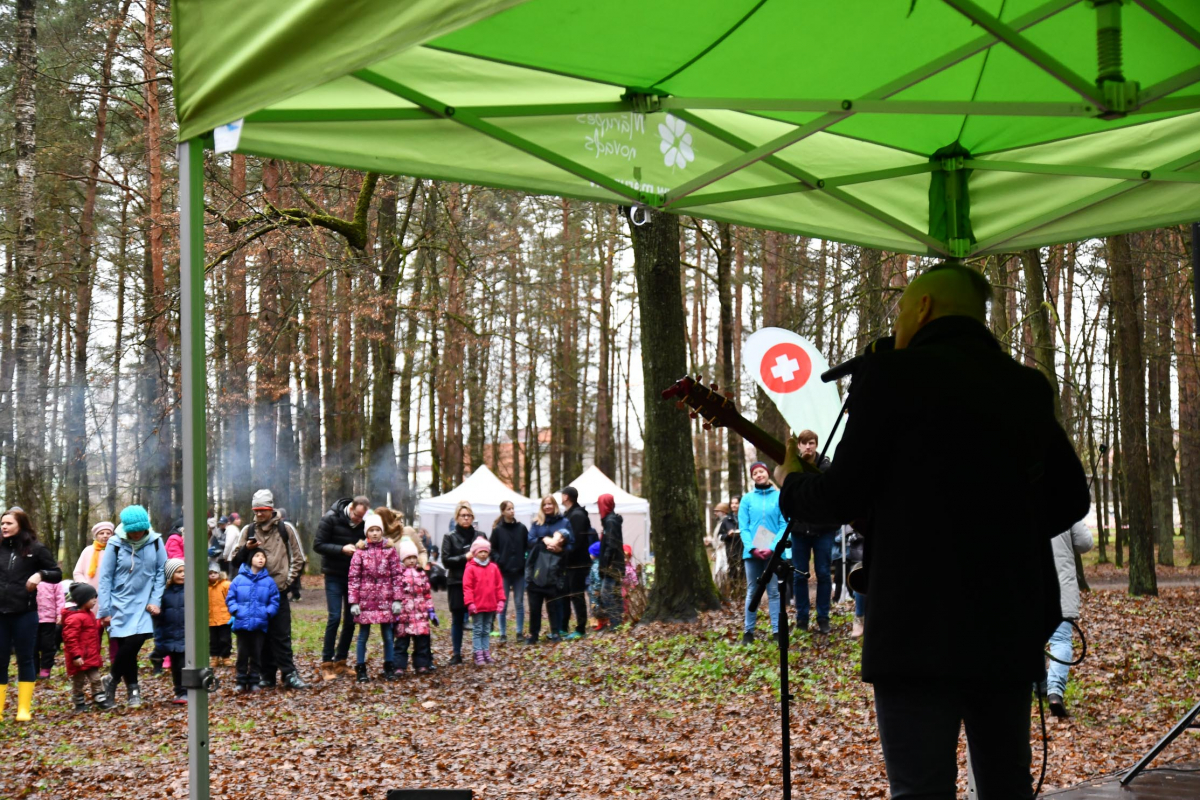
left=560, top=487, right=594, bottom=639
left=312, top=495, right=369, bottom=680
left=597, top=493, right=624, bottom=627
left=790, top=429, right=838, bottom=635
left=777, top=264, right=1088, bottom=800
left=490, top=504, right=528, bottom=643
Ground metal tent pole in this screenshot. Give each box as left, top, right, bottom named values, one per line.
left=178, top=137, right=212, bottom=800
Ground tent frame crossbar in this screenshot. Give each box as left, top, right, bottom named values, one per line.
left=1133, top=0, right=1200, bottom=50
left=971, top=147, right=1200, bottom=253
left=658, top=0, right=1078, bottom=208
left=352, top=70, right=653, bottom=205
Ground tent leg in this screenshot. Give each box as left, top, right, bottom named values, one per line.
left=178, top=137, right=211, bottom=800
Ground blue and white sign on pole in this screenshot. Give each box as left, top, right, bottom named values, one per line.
left=743, top=327, right=845, bottom=459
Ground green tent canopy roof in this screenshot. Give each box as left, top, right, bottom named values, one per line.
left=174, top=0, right=1200, bottom=256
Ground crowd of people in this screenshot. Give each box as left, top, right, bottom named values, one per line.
left=0, top=486, right=640, bottom=721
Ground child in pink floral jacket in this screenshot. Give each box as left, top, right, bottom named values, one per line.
left=393, top=539, right=436, bottom=673
left=348, top=514, right=403, bottom=682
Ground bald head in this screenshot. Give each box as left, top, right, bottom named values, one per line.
left=893, top=263, right=991, bottom=348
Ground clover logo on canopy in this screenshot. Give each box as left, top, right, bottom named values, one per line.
left=658, top=114, right=695, bottom=170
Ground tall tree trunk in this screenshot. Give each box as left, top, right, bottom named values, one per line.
left=594, top=208, right=617, bottom=477
left=396, top=187, right=434, bottom=519
left=627, top=208, right=720, bottom=620
left=716, top=223, right=743, bottom=499
left=1174, top=226, right=1200, bottom=565
left=1021, top=249, right=1062, bottom=409
left=12, top=0, right=43, bottom=523
left=224, top=155, right=252, bottom=515
left=1107, top=234, right=1157, bottom=596
left=1145, top=240, right=1175, bottom=566
left=253, top=160, right=283, bottom=499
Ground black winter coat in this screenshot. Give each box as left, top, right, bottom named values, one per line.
left=442, top=525, right=482, bottom=612
left=153, top=583, right=187, bottom=652
left=598, top=512, right=625, bottom=579
left=563, top=504, right=594, bottom=569
left=779, top=316, right=1088, bottom=685
left=790, top=456, right=836, bottom=537
left=490, top=520, right=528, bottom=576
left=0, top=536, right=61, bottom=615
left=313, top=498, right=365, bottom=579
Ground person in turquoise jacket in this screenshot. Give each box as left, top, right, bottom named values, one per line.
left=97, top=505, right=166, bottom=707
left=738, top=462, right=787, bottom=644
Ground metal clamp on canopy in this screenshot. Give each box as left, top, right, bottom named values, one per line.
left=181, top=667, right=218, bottom=692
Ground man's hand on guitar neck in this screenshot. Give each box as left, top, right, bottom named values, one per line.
left=774, top=435, right=821, bottom=486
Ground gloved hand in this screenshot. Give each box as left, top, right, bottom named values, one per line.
left=497, top=600, right=505, bottom=614
left=753, top=548, right=773, bottom=561
left=350, top=604, right=361, bottom=617
left=429, top=608, right=440, bottom=627
left=467, top=603, right=478, bottom=615
left=391, top=601, right=402, bottom=616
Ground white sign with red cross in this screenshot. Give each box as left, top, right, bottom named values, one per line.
left=742, top=328, right=845, bottom=459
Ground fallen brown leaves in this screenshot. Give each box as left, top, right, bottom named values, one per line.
left=2, top=586, right=1198, bottom=799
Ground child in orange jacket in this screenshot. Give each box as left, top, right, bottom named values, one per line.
left=207, top=561, right=233, bottom=665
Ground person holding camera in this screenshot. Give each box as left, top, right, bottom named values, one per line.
left=230, top=489, right=308, bottom=690
left=777, top=263, right=1088, bottom=799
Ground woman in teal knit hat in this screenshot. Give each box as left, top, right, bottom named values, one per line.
left=96, top=505, right=166, bottom=707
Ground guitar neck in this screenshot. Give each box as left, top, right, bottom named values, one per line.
left=725, top=412, right=786, bottom=466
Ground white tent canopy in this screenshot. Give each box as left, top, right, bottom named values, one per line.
left=418, top=465, right=538, bottom=551
left=567, top=466, right=650, bottom=562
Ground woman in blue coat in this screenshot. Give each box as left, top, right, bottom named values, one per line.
left=97, top=505, right=166, bottom=708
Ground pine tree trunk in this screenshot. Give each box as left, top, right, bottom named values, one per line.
left=1107, top=234, right=1157, bottom=595
left=1021, top=249, right=1062, bottom=408
left=367, top=177, right=405, bottom=504
left=716, top=223, right=743, bottom=499
left=627, top=208, right=720, bottom=621
left=1145, top=240, right=1175, bottom=566
left=1173, top=226, right=1200, bottom=565
left=224, top=155, right=252, bottom=514
left=594, top=208, right=617, bottom=477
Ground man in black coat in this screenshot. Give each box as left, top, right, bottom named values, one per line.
left=312, top=495, right=369, bottom=680
left=776, top=263, right=1088, bottom=800
left=789, top=428, right=838, bottom=635
left=560, top=487, right=594, bottom=639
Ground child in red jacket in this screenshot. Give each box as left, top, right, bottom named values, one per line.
left=61, top=583, right=112, bottom=712
left=462, top=538, right=504, bottom=665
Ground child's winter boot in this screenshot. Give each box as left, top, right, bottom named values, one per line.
left=382, top=661, right=399, bottom=681
left=355, top=663, right=369, bottom=683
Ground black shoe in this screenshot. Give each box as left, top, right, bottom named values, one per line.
left=382, top=661, right=400, bottom=681
left=524, top=637, right=538, bottom=646
left=817, top=618, right=831, bottom=635
left=282, top=671, right=308, bottom=690
left=256, top=678, right=276, bottom=690
left=355, top=663, right=369, bottom=683
left=1047, top=694, right=1069, bottom=719
left=73, top=700, right=89, bottom=713
left=95, top=694, right=114, bottom=711
left=449, top=654, right=464, bottom=665
left=741, top=631, right=754, bottom=645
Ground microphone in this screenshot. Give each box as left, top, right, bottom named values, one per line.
left=821, top=336, right=894, bottom=383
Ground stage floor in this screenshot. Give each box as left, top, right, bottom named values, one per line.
left=1043, top=765, right=1200, bottom=799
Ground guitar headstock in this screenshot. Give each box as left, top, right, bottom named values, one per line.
left=661, top=375, right=739, bottom=431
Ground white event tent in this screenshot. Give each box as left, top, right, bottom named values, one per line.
left=567, top=466, right=650, bottom=562
left=418, top=465, right=538, bottom=550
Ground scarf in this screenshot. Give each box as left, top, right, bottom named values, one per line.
left=87, top=540, right=106, bottom=578
left=116, top=523, right=155, bottom=551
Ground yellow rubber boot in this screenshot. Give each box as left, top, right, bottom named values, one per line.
left=15, top=681, right=34, bottom=722
left=0, top=683, right=7, bottom=717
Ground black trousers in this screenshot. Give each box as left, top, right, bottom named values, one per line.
left=166, top=649, right=184, bottom=696
left=259, top=592, right=296, bottom=680
left=209, top=623, right=233, bottom=658
left=873, top=680, right=1034, bottom=800
left=35, top=621, right=60, bottom=673
left=0, top=610, right=38, bottom=683
left=562, top=566, right=589, bottom=633
left=526, top=589, right=561, bottom=641
left=395, top=634, right=432, bottom=670
left=235, top=630, right=265, bottom=684
left=109, top=633, right=151, bottom=687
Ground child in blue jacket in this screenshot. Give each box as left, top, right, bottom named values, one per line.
left=226, top=550, right=280, bottom=692
left=153, top=559, right=188, bottom=703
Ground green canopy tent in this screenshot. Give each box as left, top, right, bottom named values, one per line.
left=171, top=1, right=1200, bottom=796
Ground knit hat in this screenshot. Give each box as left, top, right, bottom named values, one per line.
left=251, top=489, right=275, bottom=510
left=750, top=461, right=768, bottom=475
left=623, top=544, right=633, bottom=558
left=119, top=505, right=151, bottom=534
left=91, top=521, right=115, bottom=539
left=469, top=538, right=491, bottom=558
left=398, top=538, right=419, bottom=562
left=362, top=513, right=384, bottom=535
left=70, top=582, right=97, bottom=607
left=208, top=560, right=222, bottom=575
left=561, top=486, right=579, bottom=504
left=588, top=541, right=601, bottom=558
left=165, top=558, right=186, bottom=583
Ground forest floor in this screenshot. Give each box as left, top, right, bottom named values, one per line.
left=2, top=581, right=1199, bottom=800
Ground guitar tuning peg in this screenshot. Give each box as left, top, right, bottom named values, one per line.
left=688, top=411, right=698, bottom=420
left=695, top=374, right=702, bottom=382
left=702, top=423, right=712, bottom=431
left=724, top=390, right=734, bottom=399
left=710, top=383, right=719, bottom=391
left=676, top=401, right=686, bottom=410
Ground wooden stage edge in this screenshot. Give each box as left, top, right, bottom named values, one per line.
left=1042, top=764, right=1200, bottom=799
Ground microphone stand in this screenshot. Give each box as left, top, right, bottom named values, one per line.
left=747, top=395, right=850, bottom=800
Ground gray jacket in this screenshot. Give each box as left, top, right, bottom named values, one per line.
left=1052, top=521, right=1093, bottom=620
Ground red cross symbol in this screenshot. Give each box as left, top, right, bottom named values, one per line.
left=760, top=342, right=812, bottom=394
